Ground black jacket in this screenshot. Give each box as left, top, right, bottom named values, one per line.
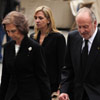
left=30, top=32, right=67, bottom=93
left=60, top=29, right=100, bottom=100
left=0, top=36, right=51, bottom=100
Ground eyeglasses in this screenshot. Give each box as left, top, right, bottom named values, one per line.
left=6, top=29, right=17, bottom=33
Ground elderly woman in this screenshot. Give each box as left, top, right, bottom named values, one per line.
left=30, top=5, right=67, bottom=96
left=0, top=11, right=51, bottom=100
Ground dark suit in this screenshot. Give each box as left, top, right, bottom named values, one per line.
left=0, top=36, right=51, bottom=100
left=60, top=29, right=100, bottom=100
left=30, top=32, right=66, bottom=93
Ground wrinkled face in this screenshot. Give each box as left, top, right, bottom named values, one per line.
left=76, top=13, right=97, bottom=40
left=34, top=11, right=49, bottom=30
left=6, top=24, right=22, bottom=41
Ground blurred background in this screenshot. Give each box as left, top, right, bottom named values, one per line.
left=20, top=0, right=100, bottom=30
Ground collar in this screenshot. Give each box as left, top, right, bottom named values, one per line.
left=89, top=27, right=97, bottom=44
left=83, top=27, right=98, bottom=44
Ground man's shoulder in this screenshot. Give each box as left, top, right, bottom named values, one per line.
left=68, top=30, right=80, bottom=38
left=68, top=30, right=79, bottom=35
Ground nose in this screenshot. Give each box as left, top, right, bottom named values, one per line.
left=80, top=28, right=85, bottom=33
left=35, top=18, right=40, bottom=23
left=7, top=32, right=13, bottom=37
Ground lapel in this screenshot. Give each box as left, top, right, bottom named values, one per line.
left=76, top=37, right=83, bottom=72
left=5, top=40, right=16, bottom=66
left=71, top=31, right=83, bottom=73
left=84, top=29, right=100, bottom=78
left=15, top=36, right=29, bottom=56
left=14, top=36, right=32, bottom=64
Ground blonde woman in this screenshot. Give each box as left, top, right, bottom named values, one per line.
left=30, top=5, right=67, bottom=96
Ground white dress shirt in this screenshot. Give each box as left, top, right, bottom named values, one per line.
left=82, top=27, right=97, bottom=54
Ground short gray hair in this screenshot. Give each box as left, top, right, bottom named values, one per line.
left=76, top=7, right=97, bottom=23
left=2, top=11, right=29, bottom=35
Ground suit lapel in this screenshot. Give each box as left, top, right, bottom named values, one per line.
left=72, top=33, right=83, bottom=74
left=76, top=38, right=83, bottom=77
left=76, top=38, right=83, bottom=71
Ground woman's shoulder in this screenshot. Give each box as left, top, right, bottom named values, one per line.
left=49, top=31, right=65, bottom=39
left=49, top=31, right=63, bottom=36
left=30, top=32, right=35, bottom=39
left=28, top=38, right=43, bottom=53
left=28, top=37, right=39, bottom=47
left=3, top=40, right=15, bottom=48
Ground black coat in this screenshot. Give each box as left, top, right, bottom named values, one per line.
left=0, top=36, right=51, bottom=100
left=30, top=32, right=67, bottom=93
left=60, top=29, right=100, bottom=100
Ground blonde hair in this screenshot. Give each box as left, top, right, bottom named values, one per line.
left=34, top=5, right=59, bottom=39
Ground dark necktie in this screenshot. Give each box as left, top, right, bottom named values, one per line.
left=81, top=40, right=88, bottom=71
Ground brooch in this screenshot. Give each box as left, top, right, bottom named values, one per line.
left=28, top=47, right=32, bottom=51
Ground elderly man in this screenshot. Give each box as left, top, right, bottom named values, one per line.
left=59, top=7, right=100, bottom=100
